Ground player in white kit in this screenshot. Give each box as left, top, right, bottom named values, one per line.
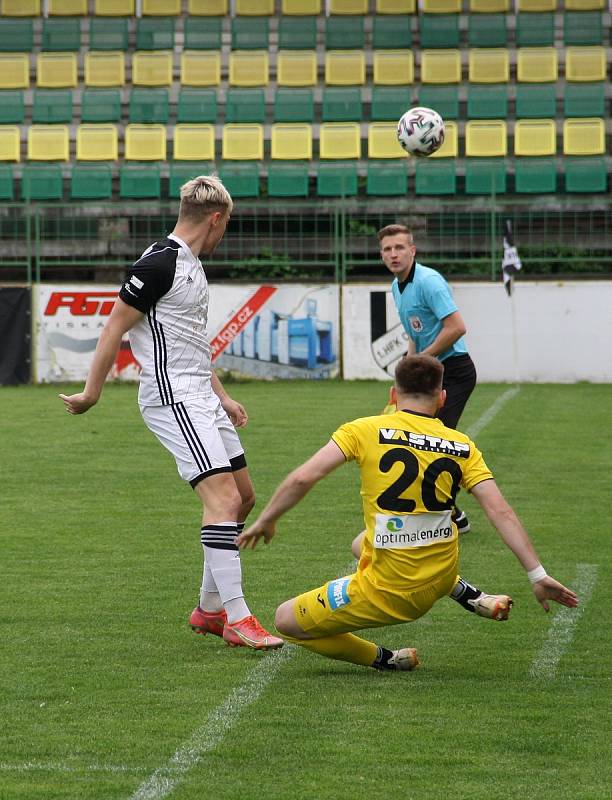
left=60, top=176, right=283, bottom=651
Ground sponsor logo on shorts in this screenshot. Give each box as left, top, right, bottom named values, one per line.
left=374, top=511, right=455, bottom=549
left=327, top=577, right=351, bottom=611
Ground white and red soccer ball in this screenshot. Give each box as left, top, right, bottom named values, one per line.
left=397, top=107, right=445, bottom=157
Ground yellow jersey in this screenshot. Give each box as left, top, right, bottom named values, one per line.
left=331, top=408, right=493, bottom=594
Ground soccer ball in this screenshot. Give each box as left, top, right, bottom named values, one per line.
left=397, top=107, right=445, bottom=157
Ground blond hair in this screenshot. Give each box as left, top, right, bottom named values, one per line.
left=178, top=175, right=233, bottom=223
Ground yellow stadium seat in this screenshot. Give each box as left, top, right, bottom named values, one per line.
left=277, top=51, right=318, bottom=87
left=173, top=124, right=215, bottom=160
left=565, top=47, right=606, bottom=82
left=229, top=52, right=269, bottom=87
left=429, top=120, right=458, bottom=157
left=368, top=122, right=406, bottom=158
left=469, top=49, right=510, bottom=83
left=565, top=0, right=603, bottom=8
left=0, top=127, right=20, bottom=161
left=142, top=0, right=181, bottom=14
left=465, top=120, right=507, bottom=156
left=376, top=0, right=417, bottom=12
left=329, top=0, right=368, bottom=11
left=48, top=0, right=87, bottom=13
left=188, top=0, right=228, bottom=13
left=133, top=52, right=173, bottom=87
left=125, top=124, right=166, bottom=161
left=319, top=122, right=361, bottom=159
left=222, top=124, right=264, bottom=160
left=27, top=125, right=69, bottom=160
left=282, top=0, right=322, bottom=12
left=373, top=51, right=414, bottom=85
left=325, top=51, right=366, bottom=86
left=517, top=0, right=556, bottom=9
left=517, top=48, right=558, bottom=82
left=421, top=50, right=462, bottom=84
left=76, top=124, right=118, bottom=161
left=0, top=55, right=29, bottom=90
left=563, top=117, right=605, bottom=155
left=422, top=0, right=461, bottom=12
left=271, top=123, right=313, bottom=159
left=85, top=52, right=125, bottom=87
left=181, top=52, right=221, bottom=86
left=514, top=119, right=556, bottom=155
left=1, top=0, right=40, bottom=14
left=37, top=53, right=77, bottom=88
left=469, top=0, right=509, bottom=10
left=236, top=0, right=274, bottom=13
left=94, top=0, right=135, bottom=14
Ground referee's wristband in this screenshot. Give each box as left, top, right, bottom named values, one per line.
left=527, top=565, right=547, bottom=584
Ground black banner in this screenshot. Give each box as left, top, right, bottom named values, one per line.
left=0, top=287, right=31, bottom=385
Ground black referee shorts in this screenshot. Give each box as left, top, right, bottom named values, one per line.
left=438, top=354, right=477, bottom=430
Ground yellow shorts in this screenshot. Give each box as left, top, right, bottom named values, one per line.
left=293, top=569, right=457, bottom=638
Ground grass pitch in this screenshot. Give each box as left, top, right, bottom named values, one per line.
left=1, top=381, right=610, bottom=800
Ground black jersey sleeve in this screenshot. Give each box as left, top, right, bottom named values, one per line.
left=119, top=242, right=179, bottom=313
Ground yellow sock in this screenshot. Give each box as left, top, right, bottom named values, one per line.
left=282, top=632, right=378, bottom=667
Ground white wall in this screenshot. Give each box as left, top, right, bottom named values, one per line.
left=342, top=281, right=612, bottom=383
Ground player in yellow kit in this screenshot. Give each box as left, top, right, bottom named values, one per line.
left=237, top=355, right=578, bottom=672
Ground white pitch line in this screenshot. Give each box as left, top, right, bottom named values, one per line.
left=528, top=563, right=598, bottom=680
left=465, top=385, right=520, bottom=440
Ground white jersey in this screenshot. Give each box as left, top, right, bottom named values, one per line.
left=119, top=233, right=213, bottom=407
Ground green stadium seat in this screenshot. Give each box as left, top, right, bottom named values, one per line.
left=81, top=88, right=121, bottom=122
left=416, top=85, right=459, bottom=119
left=467, top=14, right=507, bottom=47
left=273, top=88, right=314, bottom=122
left=169, top=161, right=215, bottom=197
left=366, top=160, right=408, bottom=195
left=514, top=157, right=557, bottom=193
left=0, top=163, right=14, bottom=199
left=371, top=86, right=412, bottom=121
left=219, top=162, right=260, bottom=197
left=32, top=89, right=73, bottom=123
left=563, top=157, right=607, bottom=193
left=325, top=16, right=365, bottom=50
left=419, top=14, right=460, bottom=49
left=515, top=13, right=554, bottom=47
left=467, top=85, right=508, bottom=118
left=177, top=88, right=217, bottom=123
left=22, top=163, right=64, bottom=200
left=316, top=161, right=358, bottom=196
left=0, top=19, right=34, bottom=52
left=184, top=16, right=222, bottom=49
left=119, top=163, right=161, bottom=198
left=563, top=12, right=602, bottom=46
left=0, top=90, right=25, bottom=123
left=128, top=88, right=169, bottom=123
left=70, top=162, right=113, bottom=199
left=225, top=88, right=266, bottom=123
left=515, top=84, right=556, bottom=118
left=415, top=160, right=456, bottom=195
left=372, top=15, right=412, bottom=49
left=42, top=17, right=81, bottom=51
left=231, top=17, right=270, bottom=49
left=278, top=16, right=317, bottom=49
left=268, top=162, right=310, bottom=197
left=322, top=87, right=362, bottom=122
left=89, top=17, right=129, bottom=50
left=563, top=82, right=605, bottom=117
left=465, top=159, right=507, bottom=194
left=136, top=17, right=175, bottom=50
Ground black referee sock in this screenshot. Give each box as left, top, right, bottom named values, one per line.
left=450, top=577, right=482, bottom=613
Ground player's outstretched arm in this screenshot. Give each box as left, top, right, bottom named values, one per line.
left=59, top=299, right=143, bottom=415
left=237, top=441, right=346, bottom=550
left=471, top=480, right=578, bottom=613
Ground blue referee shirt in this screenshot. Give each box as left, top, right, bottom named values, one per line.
left=391, top=262, right=468, bottom=362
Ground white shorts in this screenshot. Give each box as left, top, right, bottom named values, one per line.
left=140, top=395, right=246, bottom=488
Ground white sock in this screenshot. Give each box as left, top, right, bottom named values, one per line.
left=199, top=562, right=222, bottom=613
left=200, top=522, right=250, bottom=624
